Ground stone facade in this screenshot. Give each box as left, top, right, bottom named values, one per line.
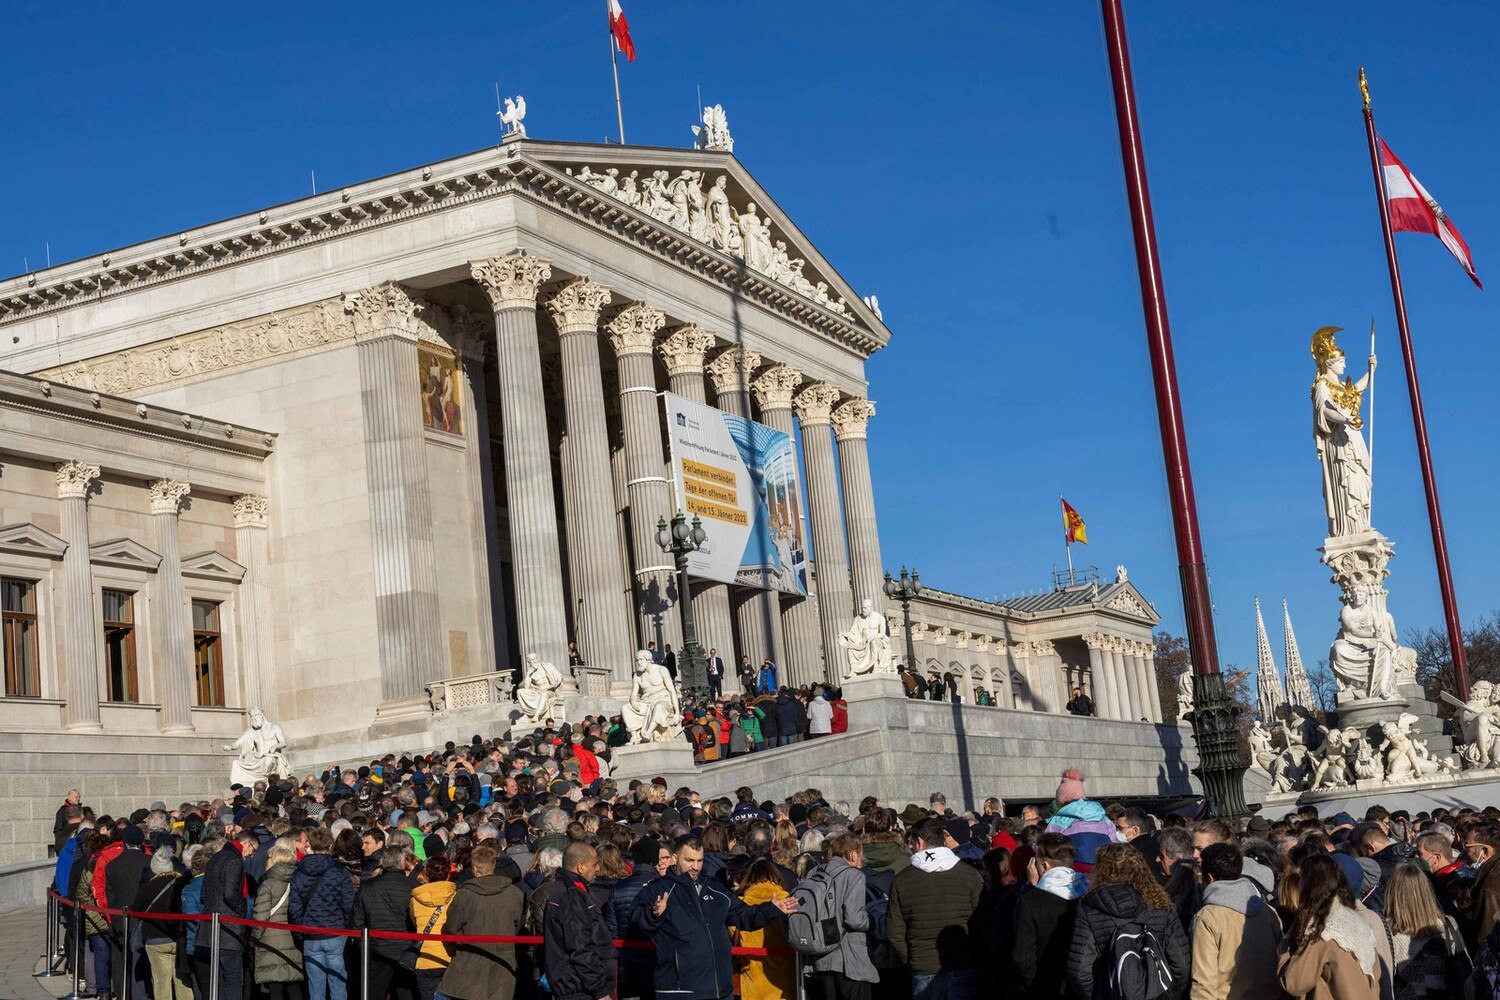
left=0, top=137, right=1176, bottom=861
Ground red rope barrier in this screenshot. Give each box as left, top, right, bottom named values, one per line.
left=50, top=889, right=792, bottom=957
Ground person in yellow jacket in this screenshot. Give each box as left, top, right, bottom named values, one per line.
left=732, top=859, right=796, bottom=1000
left=408, top=858, right=458, bottom=1000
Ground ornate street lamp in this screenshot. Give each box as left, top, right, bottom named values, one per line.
left=883, top=567, right=922, bottom=675
left=657, top=511, right=710, bottom=704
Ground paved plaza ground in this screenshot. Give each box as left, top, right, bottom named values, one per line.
left=0, top=907, right=69, bottom=1000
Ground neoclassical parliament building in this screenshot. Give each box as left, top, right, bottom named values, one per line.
left=0, top=131, right=1178, bottom=860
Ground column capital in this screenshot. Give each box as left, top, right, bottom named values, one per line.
left=470, top=251, right=554, bottom=311
left=952, top=631, right=970, bottom=650
left=1031, top=639, right=1057, bottom=657
left=233, top=494, right=270, bottom=529
left=909, top=622, right=929, bottom=642
left=705, top=346, right=762, bottom=395
left=657, top=324, right=718, bottom=377
left=448, top=302, right=493, bottom=362
left=1083, top=631, right=1106, bottom=650
left=543, top=277, right=613, bottom=334
left=55, top=460, right=101, bottom=501
left=750, top=364, right=804, bottom=412
left=606, top=302, right=667, bottom=356
left=793, top=381, right=842, bottom=425
left=343, top=282, right=424, bottom=342
left=930, top=626, right=950, bottom=645
left=832, top=397, right=877, bottom=441
left=149, top=478, right=191, bottom=515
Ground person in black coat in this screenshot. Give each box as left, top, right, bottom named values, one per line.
left=202, top=834, right=253, bottom=1000
left=543, top=845, right=616, bottom=1000
left=634, top=837, right=796, bottom=1000
left=1065, top=845, right=1189, bottom=1000
left=106, top=827, right=152, bottom=1000
left=607, top=839, right=669, bottom=1000
left=773, top=691, right=800, bottom=748
left=352, top=846, right=417, bottom=1000
left=1011, top=834, right=1085, bottom=1000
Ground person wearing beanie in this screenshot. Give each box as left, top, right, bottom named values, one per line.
left=106, top=826, right=153, bottom=1000
left=607, top=838, right=672, bottom=1000
left=944, top=818, right=985, bottom=864
left=1043, top=770, right=1119, bottom=872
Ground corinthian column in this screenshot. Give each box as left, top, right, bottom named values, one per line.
left=450, top=305, right=507, bottom=676
left=544, top=278, right=635, bottom=679
left=752, top=364, right=821, bottom=686
left=658, top=325, right=734, bottom=662
left=471, top=252, right=571, bottom=673
left=795, top=382, right=853, bottom=682
left=1111, top=638, right=1138, bottom=721
left=150, top=479, right=194, bottom=733
left=706, top=347, right=785, bottom=673
left=346, top=282, right=445, bottom=705
left=56, top=461, right=102, bottom=731
left=607, top=302, right=680, bottom=666
left=1141, top=642, right=1164, bottom=722
left=233, top=495, right=275, bottom=715
left=1121, top=640, right=1146, bottom=722
left=1085, top=634, right=1118, bottom=719
left=832, top=398, right=885, bottom=611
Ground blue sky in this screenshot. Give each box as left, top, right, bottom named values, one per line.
left=3, top=2, right=1497, bottom=678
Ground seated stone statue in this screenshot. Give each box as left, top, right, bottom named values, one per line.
left=515, top=652, right=563, bottom=724
left=224, top=707, right=289, bottom=787
left=837, top=599, right=895, bottom=677
left=1329, top=588, right=1398, bottom=700
left=621, top=649, right=683, bottom=744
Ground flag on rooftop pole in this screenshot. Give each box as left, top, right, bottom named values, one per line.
left=1062, top=498, right=1088, bottom=545
left=608, top=0, right=636, bottom=61
left=1378, top=137, right=1481, bottom=288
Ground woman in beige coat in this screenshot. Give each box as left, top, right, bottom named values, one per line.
left=1279, top=853, right=1387, bottom=1000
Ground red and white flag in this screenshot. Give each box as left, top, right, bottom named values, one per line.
left=608, top=0, right=636, bottom=62
left=1379, top=137, right=1481, bottom=289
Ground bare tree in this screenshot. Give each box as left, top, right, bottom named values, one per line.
left=1308, top=659, right=1339, bottom=716
left=1405, top=612, right=1500, bottom=718
left=1153, top=629, right=1190, bottom=725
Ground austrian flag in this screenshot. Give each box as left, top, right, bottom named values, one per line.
left=609, top=0, right=636, bottom=62
left=1379, top=137, right=1481, bottom=288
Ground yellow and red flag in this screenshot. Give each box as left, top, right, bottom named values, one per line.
left=1062, top=498, right=1087, bottom=545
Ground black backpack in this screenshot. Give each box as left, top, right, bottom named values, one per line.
left=1107, top=921, right=1173, bottom=1000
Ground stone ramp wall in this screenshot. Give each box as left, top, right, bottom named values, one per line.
left=0, top=731, right=228, bottom=865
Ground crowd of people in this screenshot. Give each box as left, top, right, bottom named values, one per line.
left=45, top=731, right=1500, bottom=1000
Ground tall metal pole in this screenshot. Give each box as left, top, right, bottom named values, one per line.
left=1358, top=69, right=1470, bottom=700
left=608, top=2, right=626, bottom=145
left=1097, top=0, right=1246, bottom=816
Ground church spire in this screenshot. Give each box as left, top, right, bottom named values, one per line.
left=1282, top=597, right=1316, bottom=711
left=1254, top=597, right=1286, bottom=721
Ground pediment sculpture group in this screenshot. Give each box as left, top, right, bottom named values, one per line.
left=1248, top=707, right=1457, bottom=793
left=566, top=164, right=853, bottom=315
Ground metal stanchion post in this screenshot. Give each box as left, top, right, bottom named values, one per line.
left=209, top=913, right=222, bottom=1000
left=121, top=909, right=133, bottom=1000
left=70, top=905, right=83, bottom=1000
left=361, top=928, right=371, bottom=1000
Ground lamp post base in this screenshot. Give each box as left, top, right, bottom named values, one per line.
left=1189, top=671, right=1249, bottom=818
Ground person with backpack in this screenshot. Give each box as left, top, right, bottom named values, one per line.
left=1066, top=842, right=1189, bottom=1000
left=1013, top=833, right=1085, bottom=1000
left=797, top=833, right=879, bottom=1000
left=1190, top=842, right=1281, bottom=1000
left=886, top=817, right=984, bottom=1000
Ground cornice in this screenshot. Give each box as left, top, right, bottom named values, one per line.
left=0, top=142, right=885, bottom=363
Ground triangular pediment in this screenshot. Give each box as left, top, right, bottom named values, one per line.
left=1100, top=581, right=1159, bottom=624
left=523, top=142, right=890, bottom=345
left=0, top=522, right=68, bottom=559
left=181, top=549, right=246, bottom=582
left=90, top=537, right=162, bottom=571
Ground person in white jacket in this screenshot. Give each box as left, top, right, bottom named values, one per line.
left=808, top=689, right=835, bottom=738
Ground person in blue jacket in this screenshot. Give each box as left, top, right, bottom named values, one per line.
left=756, top=661, right=778, bottom=694
left=634, top=835, right=797, bottom=1000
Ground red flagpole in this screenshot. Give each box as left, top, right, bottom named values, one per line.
left=1358, top=69, right=1470, bottom=700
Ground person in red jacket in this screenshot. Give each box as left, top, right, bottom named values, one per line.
left=830, top=691, right=849, bottom=734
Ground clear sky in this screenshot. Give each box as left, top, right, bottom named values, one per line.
left=3, top=1, right=1496, bottom=680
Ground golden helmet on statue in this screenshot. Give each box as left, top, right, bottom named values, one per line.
left=1311, top=325, right=1345, bottom=373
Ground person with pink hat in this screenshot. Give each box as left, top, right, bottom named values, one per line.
left=1043, top=770, right=1120, bottom=873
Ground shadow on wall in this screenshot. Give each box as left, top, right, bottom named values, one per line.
left=1153, top=724, right=1196, bottom=797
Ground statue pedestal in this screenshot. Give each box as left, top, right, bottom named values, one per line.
left=1335, top=692, right=1411, bottom=742
left=609, top=740, right=696, bottom=784
left=843, top=671, right=906, bottom=703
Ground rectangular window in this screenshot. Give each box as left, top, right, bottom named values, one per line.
left=103, top=589, right=138, bottom=703
left=2, top=578, right=40, bottom=698
left=192, top=599, right=224, bottom=707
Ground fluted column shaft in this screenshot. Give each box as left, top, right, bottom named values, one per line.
left=1121, top=646, right=1146, bottom=722
left=795, top=383, right=854, bottom=684
left=1143, top=651, right=1163, bottom=722
left=1011, top=642, right=1034, bottom=710
left=232, top=495, right=275, bottom=714
left=547, top=279, right=636, bottom=680
left=57, top=462, right=102, bottom=730
left=452, top=316, right=506, bottom=676
left=347, top=283, right=445, bottom=704
left=1087, top=641, right=1117, bottom=718
left=150, top=479, right=194, bottom=732
left=471, top=254, right=571, bottom=673
left=608, top=303, right=679, bottom=666
left=752, top=364, right=821, bottom=687
left=660, top=327, right=735, bottom=666
left=1031, top=641, right=1062, bottom=712
left=1110, top=644, right=1135, bottom=721
left=832, top=399, right=884, bottom=611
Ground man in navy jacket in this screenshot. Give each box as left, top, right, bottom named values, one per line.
left=635, top=836, right=797, bottom=1000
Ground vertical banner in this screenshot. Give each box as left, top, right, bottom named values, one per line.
left=663, top=391, right=808, bottom=595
